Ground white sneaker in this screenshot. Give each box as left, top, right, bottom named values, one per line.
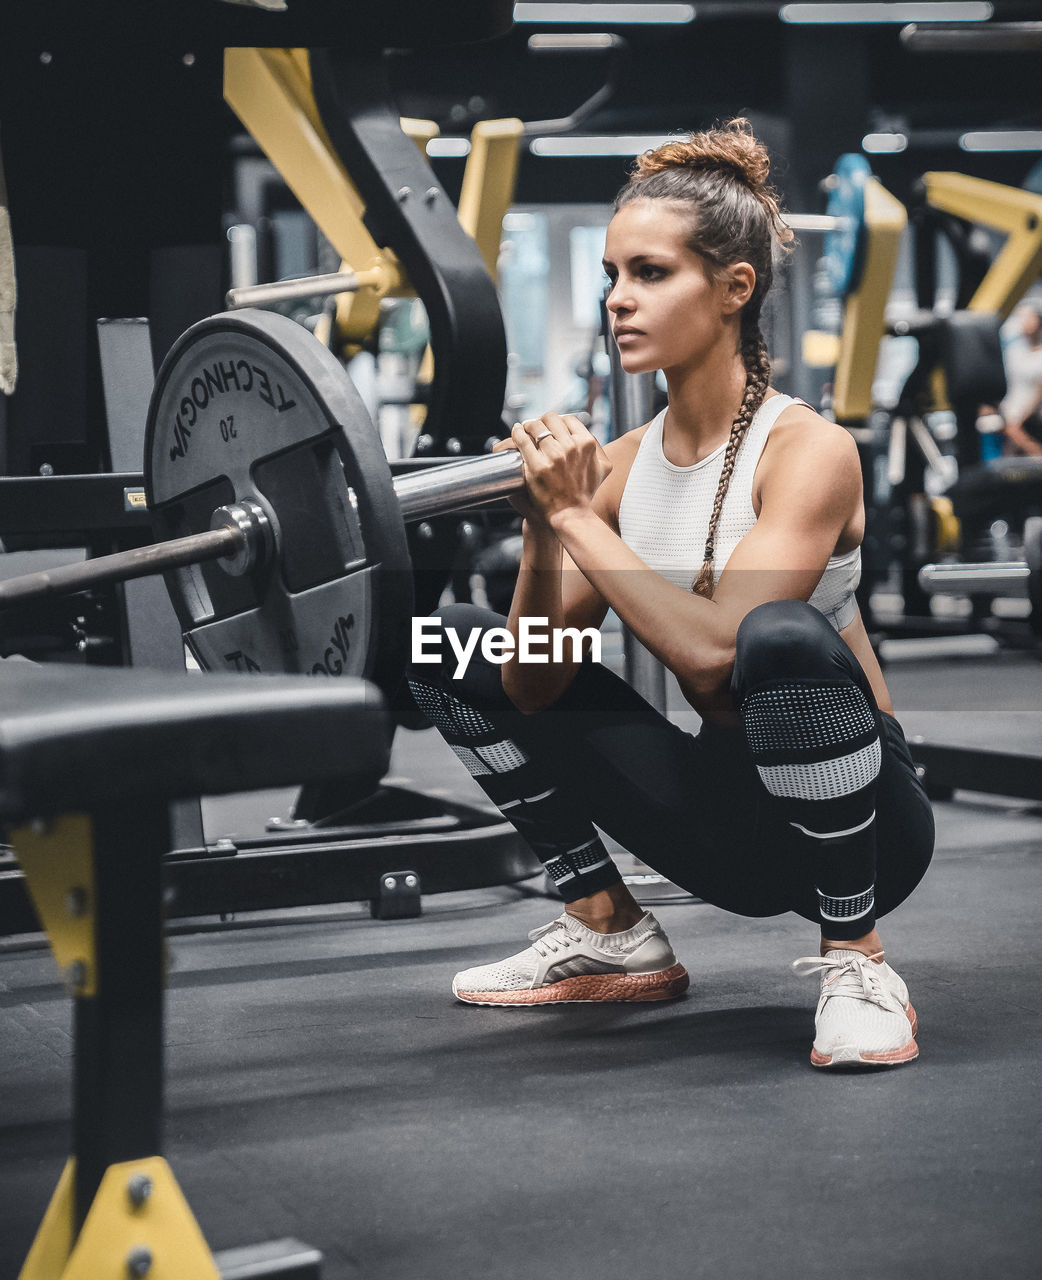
left=452, top=911, right=689, bottom=1006
left=792, top=949, right=919, bottom=1068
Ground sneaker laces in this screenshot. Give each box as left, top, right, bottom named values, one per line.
left=792, top=951, right=893, bottom=1008
left=526, top=918, right=578, bottom=958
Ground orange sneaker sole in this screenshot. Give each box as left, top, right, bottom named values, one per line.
left=454, top=962, right=690, bottom=1007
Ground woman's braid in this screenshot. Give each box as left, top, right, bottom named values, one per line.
left=691, top=322, right=772, bottom=599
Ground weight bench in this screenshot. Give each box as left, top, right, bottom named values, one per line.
left=1, top=661, right=391, bottom=1279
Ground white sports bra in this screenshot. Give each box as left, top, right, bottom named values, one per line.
left=617, top=394, right=861, bottom=631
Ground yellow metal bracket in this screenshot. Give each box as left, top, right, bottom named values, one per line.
left=458, top=118, right=524, bottom=283
left=19, top=1157, right=219, bottom=1280
left=10, top=815, right=97, bottom=997
left=834, top=178, right=908, bottom=424
left=923, top=172, right=1042, bottom=320
left=224, top=47, right=406, bottom=344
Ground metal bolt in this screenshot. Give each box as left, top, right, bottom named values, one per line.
left=397, top=186, right=412, bottom=202
left=182, top=52, right=196, bottom=67
left=424, top=186, right=440, bottom=205
left=65, top=887, right=89, bottom=918
left=39, top=462, right=55, bottom=476
left=126, top=1246, right=153, bottom=1277
left=416, top=522, right=434, bottom=542
left=446, top=437, right=462, bottom=455
left=127, top=1173, right=153, bottom=1208
left=404, top=875, right=419, bottom=889
left=383, top=876, right=397, bottom=891
left=40, top=51, right=53, bottom=65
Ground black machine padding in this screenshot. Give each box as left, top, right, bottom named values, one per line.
left=0, top=663, right=390, bottom=821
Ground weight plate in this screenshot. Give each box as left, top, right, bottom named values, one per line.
left=824, top=153, right=871, bottom=298
left=145, top=310, right=413, bottom=691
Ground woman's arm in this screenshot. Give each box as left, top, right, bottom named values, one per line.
left=498, top=415, right=635, bottom=713
left=501, top=520, right=608, bottom=713
left=520, top=410, right=862, bottom=707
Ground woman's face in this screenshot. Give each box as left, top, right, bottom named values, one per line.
left=602, top=199, right=743, bottom=377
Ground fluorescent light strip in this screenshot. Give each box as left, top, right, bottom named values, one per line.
left=863, top=131, right=909, bottom=152
left=528, top=33, right=618, bottom=47
left=514, top=4, right=694, bottom=24
left=960, top=131, right=1042, bottom=152
left=530, top=133, right=674, bottom=156
left=781, top=3, right=992, bottom=23
left=786, top=214, right=844, bottom=231
left=426, top=138, right=472, bottom=158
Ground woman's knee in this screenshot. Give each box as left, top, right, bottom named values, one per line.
left=733, top=600, right=849, bottom=695
left=406, top=601, right=510, bottom=702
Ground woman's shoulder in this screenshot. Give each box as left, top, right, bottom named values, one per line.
left=756, top=395, right=860, bottom=495
left=767, top=395, right=857, bottom=455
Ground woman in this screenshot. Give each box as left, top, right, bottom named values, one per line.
left=408, top=120, right=934, bottom=1069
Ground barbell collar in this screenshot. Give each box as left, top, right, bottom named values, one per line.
left=209, top=501, right=273, bottom=577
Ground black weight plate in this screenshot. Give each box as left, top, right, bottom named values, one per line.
left=145, top=310, right=413, bottom=692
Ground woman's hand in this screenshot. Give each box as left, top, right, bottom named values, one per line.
left=494, top=412, right=612, bottom=529
left=491, top=429, right=544, bottom=523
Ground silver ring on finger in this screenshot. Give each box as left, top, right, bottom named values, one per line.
left=534, top=429, right=552, bottom=444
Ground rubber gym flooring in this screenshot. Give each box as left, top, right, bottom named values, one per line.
left=2, top=633, right=1041, bottom=1279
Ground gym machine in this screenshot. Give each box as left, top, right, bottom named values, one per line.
left=813, top=155, right=1042, bottom=802
left=0, top=309, right=545, bottom=931
left=1, top=5, right=552, bottom=932
left=2, top=660, right=391, bottom=1280
left=817, top=156, right=1042, bottom=642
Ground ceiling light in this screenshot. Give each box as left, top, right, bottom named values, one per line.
left=959, top=131, right=1042, bottom=152
left=902, top=21, right=1042, bottom=50
left=529, top=134, right=674, bottom=156
left=514, top=4, right=695, bottom=24
left=528, top=33, right=618, bottom=47
left=781, top=3, right=992, bottom=23
left=863, top=132, right=909, bottom=152
left=426, top=138, right=472, bottom=158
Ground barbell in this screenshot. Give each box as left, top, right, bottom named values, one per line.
left=918, top=516, right=1042, bottom=637
left=0, top=310, right=527, bottom=691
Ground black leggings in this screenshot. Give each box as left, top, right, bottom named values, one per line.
left=407, top=600, right=934, bottom=930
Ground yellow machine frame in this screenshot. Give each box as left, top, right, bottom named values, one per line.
left=833, top=178, right=908, bottom=424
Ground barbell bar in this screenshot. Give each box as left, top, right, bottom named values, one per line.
left=917, top=561, right=1031, bottom=599
left=0, top=453, right=526, bottom=609
left=0, top=310, right=529, bottom=689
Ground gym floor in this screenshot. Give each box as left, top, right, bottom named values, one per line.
left=2, top=632, right=1041, bottom=1279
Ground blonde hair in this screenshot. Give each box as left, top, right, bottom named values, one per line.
left=616, top=119, right=794, bottom=597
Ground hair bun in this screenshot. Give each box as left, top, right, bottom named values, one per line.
left=633, top=118, right=771, bottom=193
